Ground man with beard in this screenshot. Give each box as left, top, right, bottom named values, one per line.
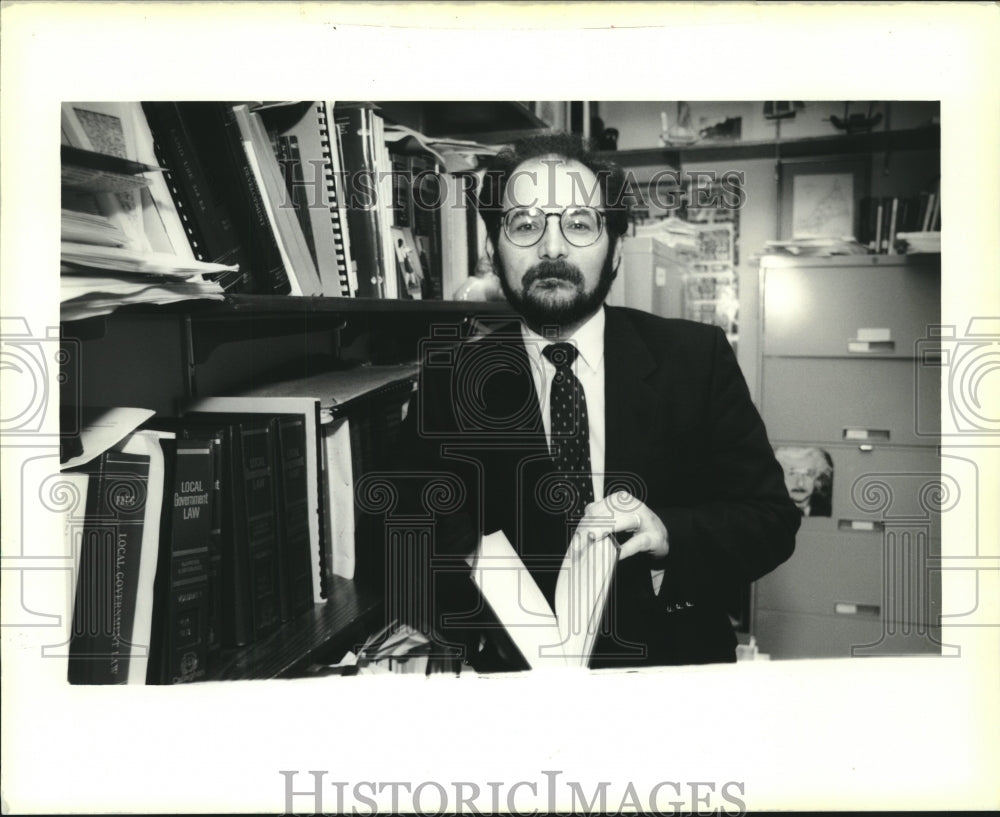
left=393, top=133, right=799, bottom=670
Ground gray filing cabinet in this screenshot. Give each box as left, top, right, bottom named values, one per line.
left=750, top=254, right=944, bottom=658
left=608, top=235, right=686, bottom=317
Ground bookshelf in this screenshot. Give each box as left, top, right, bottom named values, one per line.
left=205, top=576, right=382, bottom=680
left=595, top=124, right=940, bottom=169
left=62, top=294, right=513, bottom=682
left=377, top=100, right=551, bottom=143
left=59, top=100, right=527, bottom=684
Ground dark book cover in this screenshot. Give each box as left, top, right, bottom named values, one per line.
left=276, top=134, right=319, bottom=270
left=179, top=416, right=280, bottom=647
left=141, top=101, right=292, bottom=295
left=147, top=437, right=213, bottom=684
left=406, top=153, right=444, bottom=300
left=333, top=104, right=386, bottom=298
left=347, top=389, right=412, bottom=588
left=191, top=422, right=253, bottom=647
left=390, top=149, right=412, bottom=230
left=68, top=450, right=151, bottom=684
left=234, top=420, right=282, bottom=640
left=140, top=101, right=251, bottom=293
left=896, top=196, right=912, bottom=237
left=273, top=416, right=316, bottom=620
left=463, top=171, right=481, bottom=275
left=205, top=433, right=224, bottom=658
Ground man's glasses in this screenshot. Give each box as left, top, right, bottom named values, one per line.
left=502, top=206, right=605, bottom=248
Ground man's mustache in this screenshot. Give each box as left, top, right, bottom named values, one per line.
left=521, top=260, right=584, bottom=289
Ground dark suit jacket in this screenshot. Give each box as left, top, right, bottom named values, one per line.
left=394, top=306, right=799, bottom=670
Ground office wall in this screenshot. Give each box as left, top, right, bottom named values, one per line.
left=600, top=101, right=940, bottom=406
left=597, top=101, right=940, bottom=148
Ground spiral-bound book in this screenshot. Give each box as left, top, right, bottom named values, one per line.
left=258, top=101, right=355, bottom=297
left=334, top=103, right=387, bottom=299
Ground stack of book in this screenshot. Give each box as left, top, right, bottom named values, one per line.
left=63, top=364, right=418, bottom=684
left=60, top=103, right=228, bottom=321
left=858, top=191, right=941, bottom=255
left=59, top=101, right=496, bottom=319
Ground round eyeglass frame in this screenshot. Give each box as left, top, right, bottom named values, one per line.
left=501, top=206, right=606, bottom=249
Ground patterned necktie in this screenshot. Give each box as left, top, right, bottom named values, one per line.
left=543, top=342, right=595, bottom=523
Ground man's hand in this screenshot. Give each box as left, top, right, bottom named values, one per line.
left=573, top=490, right=669, bottom=562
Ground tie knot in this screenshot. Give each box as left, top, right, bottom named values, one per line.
left=543, top=342, right=579, bottom=370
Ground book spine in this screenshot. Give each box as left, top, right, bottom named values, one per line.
left=373, top=112, right=398, bottom=299
left=324, top=418, right=356, bottom=581
left=390, top=150, right=412, bottom=229
left=317, top=427, right=333, bottom=599
left=334, top=105, right=386, bottom=298
left=140, top=102, right=251, bottom=292
left=272, top=422, right=292, bottom=623
left=872, top=199, right=883, bottom=255
left=216, top=425, right=254, bottom=647
left=464, top=173, right=481, bottom=275
left=69, top=450, right=151, bottom=684
left=316, top=121, right=354, bottom=296
left=324, top=103, right=357, bottom=296
left=439, top=172, right=469, bottom=299
left=410, top=156, right=444, bottom=299
left=206, top=433, right=225, bottom=657
left=274, top=416, right=316, bottom=618
left=276, top=134, right=320, bottom=269
left=150, top=438, right=213, bottom=684
left=347, top=389, right=411, bottom=586
left=218, top=103, right=294, bottom=295
left=151, top=102, right=291, bottom=295
left=236, top=421, right=282, bottom=640
left=880, top=197, right=891, bottom=253
left=898, top=196, right=913, bottom=235
left=262, top=100, right=349, bottom=297
left=246, top=108, right=324, bottom=296
left=921, top=192, right=934, bottom=232
left=887, top=197, right=899, bottom=255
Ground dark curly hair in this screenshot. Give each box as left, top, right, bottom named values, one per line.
left=476, top=132, right=630, bottom=251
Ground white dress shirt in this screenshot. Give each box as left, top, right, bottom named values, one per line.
left=520, top=306, right=665, bottom=595
left=521, top=307, right=606, bottom=504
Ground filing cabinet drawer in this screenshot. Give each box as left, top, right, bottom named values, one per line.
left=619, top=238, right=685, bottom=319
left=755, top=530, right=941, bottom=626
left=762, top=357, right=940, bottom=445
left=754, top=609, right=944, bottom=660
left=761, top=260, right=940, bottom=358
left=770, top=444, right=943, bottom=539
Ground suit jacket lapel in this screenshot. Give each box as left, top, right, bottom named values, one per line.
left=477, top=320, right=546, bottom=439
left=603, top=307, right=660, bottom=495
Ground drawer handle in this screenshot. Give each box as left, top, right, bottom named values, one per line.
left=834, top=602, right=881, bottom=617
left=848, top=340, right=896, bottom=354
left=838, top=519, right=885, bottom=533
left=843, top=428, right=890, bottom=442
